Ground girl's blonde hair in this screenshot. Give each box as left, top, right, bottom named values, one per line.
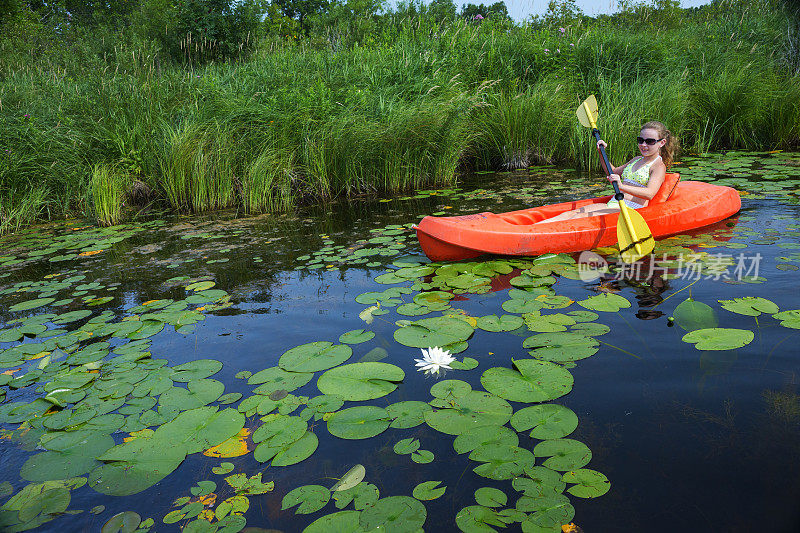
left=641, top=121, right=679, bottom=168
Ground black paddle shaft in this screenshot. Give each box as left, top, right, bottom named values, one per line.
left=592, top=128, right=624, bottom=201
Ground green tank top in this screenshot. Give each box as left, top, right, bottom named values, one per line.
left=621, top=156, right=660, bottom=187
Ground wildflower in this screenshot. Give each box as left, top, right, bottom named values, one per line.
left=570, top=43, right=575, bottom=47
left=23, top=114, right=30, bottom=118
left=544, top=49, right=550, bottom=53
left=414, top=347, right=455, bottom=375
left=474, top=14, right=483, bottom=20
left=557, top=48, right=560, bottom=53
left=559, top=27, right=565, bottom=33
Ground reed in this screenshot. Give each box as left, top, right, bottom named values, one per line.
left=90, top=163, right=127, bottom=226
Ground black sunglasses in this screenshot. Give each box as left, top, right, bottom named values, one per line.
left=637, top=137, right=664, bottom=145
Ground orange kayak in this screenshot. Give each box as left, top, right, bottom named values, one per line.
left=415, top=179, right=741, bottom=262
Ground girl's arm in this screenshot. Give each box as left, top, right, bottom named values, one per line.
left=596, top=140, right=627, bottom=175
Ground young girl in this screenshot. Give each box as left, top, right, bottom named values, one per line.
left=538, top=121, right=679, bottom=223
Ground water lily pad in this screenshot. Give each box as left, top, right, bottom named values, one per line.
left=477, top=314, right=525, bottom=332
left=672, top=298, right=718, bottom=332
left=523, top=312, right=576, bottom=333
left=327, top=406, right=390, bottom=439
left=533, top=439, right=592, bottom=471
left=172, top=359, right=223, bottom=382
left=453, top=425, right=519, bottom=454
left=523, top=332, right=599, bottom=362
left=425, top=391, right=512, bottom=435
left=186, top=281, right=216, bottom=292
left=413, top=481, right=446, bottom=501
left=576, top=293, right=631, bottom=312
left=331, top=464, right=366, bottom=491
left=279, top=342, right=353, bottom=373
left=304, top=510, right=362, bottom=532
left=511, top=404, right=579, bottom=439
left=773, top=309, right=800, bottom=329
left=562, top=469, right=611, bottom=498
left=681, top=328, right=755, bottom=350
left=480, top=359, right=573, bottom=403
left=317, top=362, right=404, bottom=401
left=282, top=485, right=331, bottom=514
left=475, top=487, right=507, bottom=508
left=159, top=379, right=225, bottom=411
left=272, top=432, right=319, bottom=466
left=518, top=493, right=574, bottom=530
left=386, top=401, right=432, bottom=429
left=248, top=367, right=314, bottom=394
left=718, top=296, right=779, bottom=316
left=513, top=466, right=566, bottom=498
left=393, top=317, right=473, bottom=348
left=455, top=505, right=506, bottom=532
left=339, top=330, right=375, bottom=344
left=430, top=379, right=471, bottom=399
left=359, top=496, right=426, bottom=532
left=469, top=444, right=535, bottom=480
left=9, top=298, right=56, bottom=312
left=21, top=430, right=115, bottom=481
left=394, top=438, right=420, bottom=455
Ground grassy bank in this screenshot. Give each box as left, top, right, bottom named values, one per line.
left=1, top=0, right=799, bottom=233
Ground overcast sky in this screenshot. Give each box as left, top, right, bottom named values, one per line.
left=492, top=0, right=711, bottom=22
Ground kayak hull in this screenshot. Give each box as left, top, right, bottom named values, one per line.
left=415, top=181, right=741, bottom=261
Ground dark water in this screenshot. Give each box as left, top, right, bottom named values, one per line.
left=1, top=153, right=799, bottom=532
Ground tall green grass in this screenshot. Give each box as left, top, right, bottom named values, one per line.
left=90, top=163, right=128, bottom=226
left=0, top=0, right=798, bottom=233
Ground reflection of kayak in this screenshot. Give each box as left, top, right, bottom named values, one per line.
left=415, top=177, right=741, bottom=262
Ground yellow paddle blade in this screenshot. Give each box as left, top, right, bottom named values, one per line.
left=576, top=95, right=598, bottom=129
left=616, top=206, right=655, bottom=264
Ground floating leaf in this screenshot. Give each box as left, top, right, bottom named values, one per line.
left=331, top=464, right=366, bottom=492
left=681, top=328, right=755, bottom=350
left=773, top=309, right=800, bottom=329
left=411, top=449, right=434, bottom=463
left=359, top=496, right=427, bottom=532
left=513, top=466, right=566, bottom=498
left=455, top=505, right=506, bottom=532
left=190, top=480, right=216, bottom=496
left=9, top=298, right=56, bottom=312
left=339, top=329, right=375, bottom=345
left=317, top=362, right=404, bottom=401
left=511, top=404, right=579, bottom=439
left=101, top=511, right=141, bottom=533
left=279, top=342, right=353, bottom=373
left=393, top=438, right=420, bottom=455
left=21, top=430, right=115, bottom=481
left=522, top=332, right=599, bottom=362
left=272, top=431, right=319, bottom=466
left=533, top=439, right=592, bottom=471
left=518, top=493, right=574, bottom=530
left=430, top=379, right=471, bottom=399
left=304, top=510, right=361, bottom=532
left=576, top=293, right=631, bottom=312
left=469, top=444, right=535, bottom=480
left=282, top=485, right=331, bottom=514
left=327, top=406, right=390, bottom=439
left=477, top=314, right=524, bottom=332
left=672, top=298, right=718, bottom=332
left=562, top=469, right=611, bottom=498
left=248, top=367, right=313, bottom=394
left=413, top=481, right=446, bottom=501
left=425, top=391, right=512, bottom=435
left=393, top=316, right=474, bottom=348
left=453, top=425, right=519, bottom=454
left=212, top=462, right=234, bottom=475
left=480, top=360, right=573, bottom=403
left=718, top=296, right=779, bottom=316
left=474, top=487, right=507, bottom=508
left=203, top=428, right=252, bottom=458
left=386, top=401, right=432, bottom=429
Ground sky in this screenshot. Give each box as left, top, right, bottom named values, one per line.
left=494, top=0, right=712, bottom=23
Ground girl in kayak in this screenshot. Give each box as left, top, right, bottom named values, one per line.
left=537, top=121, right=679, bottom=223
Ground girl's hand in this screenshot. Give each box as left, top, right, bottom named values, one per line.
left=597, top=139, right=608, bottom=149
left=607, top=173, right=621, bottom=184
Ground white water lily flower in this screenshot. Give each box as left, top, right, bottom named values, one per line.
left=414, top=347, right=455, bottom=375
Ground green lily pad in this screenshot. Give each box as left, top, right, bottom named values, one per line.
left=773, top=309, right=800, bottom=329
left=331, top=464, right=367, bottom=492
left=474, top=487, right=507, bottom=508
left=101, top=511, right=142, bottom=533
left=562, top=469, right=611, bottom=498
left=339, top=330, right=375, bottom=344
left=359, top=496, right=426, bottom=532
left=576, top=293, right=631, bottom=312
left=455, top=505, right=506, bottom=532
left=394, top=438, right=421, bottom=455
left=386, top=401, right=432, bottom=429
left=513, top=466, right=566, bottom=498
left=477, top=315, right=524, bottom=332
left=304, top=511, right=362, bottom=532
left=159, top=379, right=225, bottom=411
left=172, top=359, right=223, bottom=382
left=523, top=332, right=600, bottom=362
left=327, top=406, right=390, bottom=439
left=533, top=439, right=592, bottom=471
left=279, top=342, right=353, bottom=373
left=672, top=298, right=718, bottom=332
left=480, top=359, right=573, bottom=403
left=425, top=391, right=512, bottom=435
left=430, top=379, right=471, bottom=399
left=453, top=425, right=519, bottom=454
left=282, top=485, right=331, bottom=514
left=21, top=430, right=115, bottom=481
left=411, top=449, right=434, bottom=463
left=248, top=367, right=314, bottom=394
left=393, top=317, right=474, bottom=348
left=469, top=444, right=535, bottom=480
left=9, top=298, right=56, bottom=312
left=317, top=362, right=404, bottom=401
left=518, top=493, right=574, bottom=530
left=413, top=481, right=446, bottom=501
left=523, top=312, right=576, bottom=333
left=272, top=432, right=319, bottom=466
left=718, top=296, right=779, bottom=316
left=682, top=328, right=755, bottom=350
left=511, top=404, right=579, bottom=439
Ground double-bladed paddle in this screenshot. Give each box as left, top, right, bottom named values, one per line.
left=576, top=95, right=655, bottom=263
